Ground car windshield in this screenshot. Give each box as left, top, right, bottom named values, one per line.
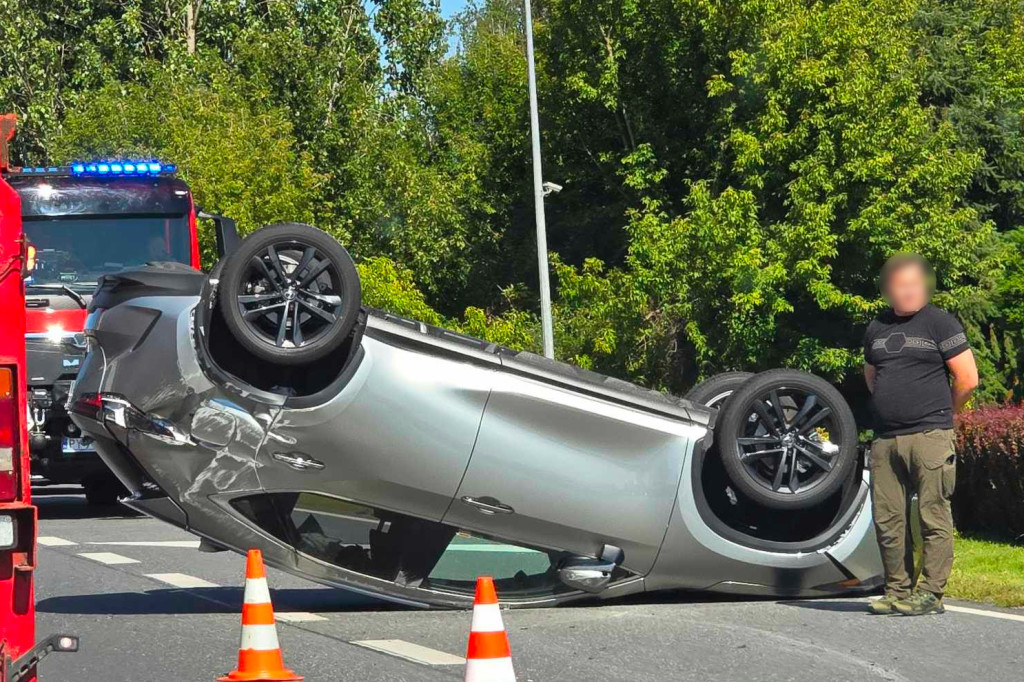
left=23, top=215, right=190, bottom=288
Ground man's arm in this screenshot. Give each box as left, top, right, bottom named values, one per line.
left=946, top=349, right=978, bottom=413
left=864, top=363, right=877, bottom=394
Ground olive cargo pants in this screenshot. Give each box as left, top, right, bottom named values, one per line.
left=871, top=429, right=957, bottom=598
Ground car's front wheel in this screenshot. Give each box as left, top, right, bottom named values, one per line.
left=715, top=369, right=858, bottom=511
left=217, top=223, right=362, bottom=366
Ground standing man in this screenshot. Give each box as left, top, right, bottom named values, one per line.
left=864, top=253, right=978, bottom=616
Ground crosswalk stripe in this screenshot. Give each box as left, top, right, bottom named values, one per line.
left=275, top=612, right=328, bottom=623
left=88, top=540, right=201, bottom=548
left=78, top=552, right=139, bottom=565
left=146, top=573, right=219, bottom=589
left=353, top=640, right=465, bottom=665
left=38, top=536, right=78, bottom=547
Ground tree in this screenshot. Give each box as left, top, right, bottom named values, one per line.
left=49, top=62, right=325, bottom=265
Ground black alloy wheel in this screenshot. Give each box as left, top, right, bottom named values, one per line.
left=218, top=223, right=361, bottom=366
left=716, top=369, right=858, bottom=510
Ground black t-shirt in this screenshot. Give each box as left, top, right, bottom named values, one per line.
left=863, top=304, right=970, bottom=437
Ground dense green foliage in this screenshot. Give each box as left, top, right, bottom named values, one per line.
left=954, top=405, right=1024, bottom=536
left=2, top=0, right=1022, bottom=402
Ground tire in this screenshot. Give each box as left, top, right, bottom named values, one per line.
left=716, top=369, right=858, bottom=511
left=218, top=223, right=361, bottom=366
left=84, top=475, right=126, bottom=506
left=684, top=372, right=755, bottom=409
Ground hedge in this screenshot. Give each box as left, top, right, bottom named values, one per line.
left=953, top=405, right=1024, bottom=538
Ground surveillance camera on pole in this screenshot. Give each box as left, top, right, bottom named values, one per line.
left=542, top=181, right=562, bottom=197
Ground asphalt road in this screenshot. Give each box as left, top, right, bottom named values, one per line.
left=32, top=486, right=1024, bottom=682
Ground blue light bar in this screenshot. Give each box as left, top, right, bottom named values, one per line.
left=69, top=160, right=177, bottom=177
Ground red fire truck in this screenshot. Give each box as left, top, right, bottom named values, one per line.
left=0, top=115, right=78, bottom=682
left=1, top=115, right=202, bottom=505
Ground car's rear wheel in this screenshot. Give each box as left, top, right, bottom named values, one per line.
left=716, top=369, right=858, bottom=511
left=217, top=223, right=361, bottom=366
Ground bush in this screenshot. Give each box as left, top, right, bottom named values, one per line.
left=954, top=405, right=1024, bottom=537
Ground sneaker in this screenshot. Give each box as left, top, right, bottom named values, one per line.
left=867, top=593, right=903, bottom=615
left=893, top=590, right=945, bottom=616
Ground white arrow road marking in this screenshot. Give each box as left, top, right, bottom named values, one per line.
left=78, top=552, right=139, bottom=565
left=353, top=640, right=465, bottom=666
left=38, top=536, right=78, bottom=546
left=146, top=573, right=219, bottom=589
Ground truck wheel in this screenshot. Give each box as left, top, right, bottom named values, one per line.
left=217, top=223, right=361, bottom=366
left=684, top=372, right=754, bottom=409
left=84, top=475, right=126, bottom=506
left=715, top=369, right=858, bottom=511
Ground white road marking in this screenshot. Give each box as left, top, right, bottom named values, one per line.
left=275, top=612, right=328, bottom=623
left=143, top=574, right=324, bottom=621
left=78, top=552, right=139, bottom=565
left=867, top=596, right=1023, bottom=623
left=38, top=536, right=78, bottom=547
left=446, top=544, right=539, bottom=554
left=353, top=639, right=465, bottom=666
left=88, top=540, right=201, bottom=548
left=145, top=573, right=219, bottom=589
left=945, top=604, right=1024, bottom=623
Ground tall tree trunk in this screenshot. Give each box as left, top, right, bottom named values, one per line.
left=185, top=1, right=197, bottom=55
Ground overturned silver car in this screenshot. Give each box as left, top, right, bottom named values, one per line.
left=70, top=222, right=882, bottom=608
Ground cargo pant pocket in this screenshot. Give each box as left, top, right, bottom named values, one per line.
left=941, top=456, right=957, bottom=498
left=920, top=429, right=956, bottom=499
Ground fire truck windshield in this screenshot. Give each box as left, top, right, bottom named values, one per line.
left=22, top=214, right=190, bottom=287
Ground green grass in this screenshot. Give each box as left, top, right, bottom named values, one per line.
left=946, top=534, right=1024, bottom=608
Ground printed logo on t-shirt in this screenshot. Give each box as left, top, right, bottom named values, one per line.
left=939, top=332, right=967, bottom=353
left=870, top=332, right=938, bottom=354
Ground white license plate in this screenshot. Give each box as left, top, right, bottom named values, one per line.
left=62, top=437, right=95, bottom=454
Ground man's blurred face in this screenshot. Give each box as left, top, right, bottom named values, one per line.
left=884, top=264, right=930, bottom=314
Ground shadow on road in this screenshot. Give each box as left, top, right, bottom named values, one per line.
left=37, top=587, right=396, bottom=616
left=34, top=488, right=140, bottom=521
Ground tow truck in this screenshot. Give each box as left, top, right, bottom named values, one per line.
left=0, top=115, right=201, bottom=504
left=0, top=114, right=78, bottom=682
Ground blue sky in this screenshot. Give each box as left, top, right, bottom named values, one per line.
left=440, top=0, right=467, bottom=18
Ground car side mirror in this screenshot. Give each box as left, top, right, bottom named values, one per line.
left=198, top=210, right=240, bottom=260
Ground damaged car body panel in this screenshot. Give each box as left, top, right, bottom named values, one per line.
left=69, top=226, right=882, bottom=608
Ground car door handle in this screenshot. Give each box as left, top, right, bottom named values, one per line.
left=461, top=496, right=514, bottom=515
left=272, top=452, right=325, bottom=471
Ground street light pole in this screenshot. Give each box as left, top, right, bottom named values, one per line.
left=523, top=0, right=555, bottom=359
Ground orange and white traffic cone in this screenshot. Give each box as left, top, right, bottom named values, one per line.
left=464, top=576, right=515, bottom=682
left=218, top=549, right=303, bottom=682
